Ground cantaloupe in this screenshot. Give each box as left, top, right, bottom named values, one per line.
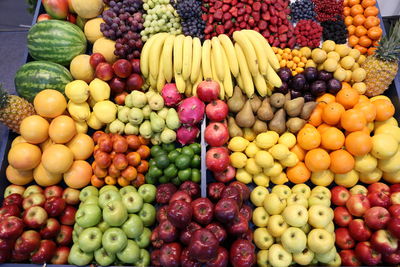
left=70, top=54, right=95, bottom=83
left=84, top=18, right=104, bottom=44
left=93, top=37, right=117, bottom=63
left=71, top=0, right=104, bottom=19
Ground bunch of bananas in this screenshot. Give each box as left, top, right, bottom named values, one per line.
left=140, top=30, right=282, bottom=98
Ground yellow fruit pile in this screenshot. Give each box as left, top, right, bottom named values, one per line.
left=228, top=132, right=299, bottom=186
left=272, top=47, right=310, bottom=75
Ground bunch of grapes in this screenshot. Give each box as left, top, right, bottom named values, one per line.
left=141, top=0, right=182, bottom=41
left=173, top=0, right=205, bottom=39
left=101, top=0, right=144, bottom=59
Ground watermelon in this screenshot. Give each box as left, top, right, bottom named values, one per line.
left=15, top=61, right=73, bottom=102
left=27, top=20, right=87, bottom=66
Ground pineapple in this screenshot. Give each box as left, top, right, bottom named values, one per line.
left=0, top=85, right=35, bottom=133
left=362, top=20, right=400, bottom=97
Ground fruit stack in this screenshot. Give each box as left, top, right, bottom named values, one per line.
left=251, top=184, right=339, bottom=267
left=70, top=184, right=156, bottom=266
left=0, top=185, right=80, bottom=264
left=332, top=183, right=400, bottom=265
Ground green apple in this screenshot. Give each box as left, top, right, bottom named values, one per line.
left=78, top=227, right=103, bottom=252
left=250, top=186, right=269, bottom=207
left=308, top=205, right=333, bottom=228
left=99, top=190, right=122, bottom=209
left=349, top=184, right=367, bottom=195
left=68, top=244, right=94, bottom=266
left=327, top=253, right=342, bottom=267
left=271, top=185, right=291, bottom=199
left=287, top=193, right=308, bottom=208
left=253, top=228, right=274, bottom=250
left=102, top=228, right=128, bottom=254
left=311, top=257, right=319, bottom=265
left=80, top=186, right=99, bottom=202
left=307, top=229, right=334, bottom=254
left=120, top=185, right=137, bottom=197
left=291, top=184, right=311, bottom=198
left=308, top=193, right=331, bottom=207
left=72, top=230, right=79, bottom=243
left=103, top=200, right=128, bottom=226
left=263, top=193, right=286, bottom=215
left=122, top=192, right=143, bottom=213
left=122, top=214, right=144, bottom=238
left=300, top=223, right=311, bottom=234
left=267, top=215, right=288, bottom=238
left=257, top=250, right=269, bottom=267
left=293, top=248, right=314, bottom=265
left=79, top=196, right=99, bottom=208
left=311, top=186, right=331, bottom=199
left=324, top=221, right=335, bottom=233
left=315, top=246, right=337, bottom=264
left=138, top=203, right=156, bottom=227
left=75, top=204, right=102, bottom=228
left=74, top=223, right=84, bottom=235
left=94, top=247, right=116, bottom=266
left=268, top=244, right=292, bottom=267
left=97, top=221, right=110, bottom=232
left=138, top=184, right=157, bottom=203
left=135, top=227, right=151, bottom=248
left=282, top=204, right=308, bottom=227
left=116, top=239, right=140, bottom=264
left=281, top=227, right=307, bottom=253
left=252, top=207, right=269, bottom=227
left=99, top=185, right=119, bottom=195
left=136, top=249, right=151, bottom=267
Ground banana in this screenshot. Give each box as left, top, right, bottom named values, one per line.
left=234, top=43, right=254, bottom=98
left=218, top=34, right=239, bottom=77
left=173, top=35, right=185, bottom=75
left=190, top=37, right=202, bottom=83
left=242, top=30, right=269, bottom=76
left=174, top=69, right=186, bottom=93
left=185, top=79, right=193, bottom=97
left=253, top=73, right=268, bottom=97
left=265, top=64, right=283, bottom=88
left=211, top=48, right=225, bottom=99
left=182, top=36, right=193, bottom=80
left=161, top=35, right=175, bottom=83
left=201, top=39, right=212, bottom=79
left=232, top=31, right=259, bottom=77
left=248, top=30, right=280, bottom=71
left=266, top=81, right=274, bottom=96
left=157, top=57, right=166, bottom=92
left=221, top=48, right=233, bottom=97
left=211, top=37, right=225, bottom=82
left=149, top=74, right=157, bottom=90
left=193, top=70, right=203, bottom=96
left=236, top=73, right=244, bottom=90
left=149, top=33, right=169, bottom=79
left=140, top=34, right=157, bottom=78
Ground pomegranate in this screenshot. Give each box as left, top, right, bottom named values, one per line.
left=197, top=79, right=220, bottom=102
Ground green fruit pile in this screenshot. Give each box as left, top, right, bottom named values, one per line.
left=146, top=142, right=201, bottom=185
left=69, top=184, right=157, bottom=266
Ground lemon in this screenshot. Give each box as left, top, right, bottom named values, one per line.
left=360, top=168, right=382, bottom=184
left=374, top=117, right=398, bottom=130
left=345, top=70, right=352, bottom=82
left=324, top=58, right=338, bottom=72
left=278, top=132, right=296, bottom=148
left=351, top=68, right=366, bottom=82
left=255, top=151, right=274, bottom=168
left=306, top=59, right=317, bottom=68
left=334, top=170, right=359, bottom=188
left=230, top=152, right=248, bottom=169
left=378, top=149, right=400, bottom=173
left=280, top=152, right=299, bottom=167
left=311, top=170, right=334, bottom=187
left=87, top=112, right=104, bottom=130
left=256, top=131, right=279, bottom=149
left=351, top=63, right=360, bottom=71
left=65, top=80, right=90, bottom=104
left=245, top=158, right=262, bottom=175
left=322, top=40, right=336, bottom=52
left=340, top=56, right=355, bottom=70
left=264, top=161, right=283, bottom=177
left=228, top=136, right=250, bottom=152
left=270, top=172, right=288, bottom=185
left=245, top=142, right=260, bottom=158
left=354, top=154, right=377, bottom=173
left=89, top=78, right=111, bottom=102
left=269, top=144, right=290, bottom=160
left=357, top=54, right=366, bottom=64
left=374, top=124, right=400, bottom=142
left=371, top=134, right=398, bottom=159
left=75, top=121, right=88, bottom=134
left=327, top=51, right=340, bottom=62
left=349, top=49, right=361, bottom=60
left=236, top=168, right=253, bottom=184
left=300, top=47, right=312, bottom=58
left=243, top=128, right=256, bottom=141
left=370, top=95, right=391, bottom=102
left=67, top=101, right=91, bottom=122
left=253, top=173, right=270, bottom=187
left=383, top=169, right=400, bottom=184
left=311, top=48, right=327, bottom=64
left=333, top=67, right=346, bottom=81
left=334, top=44, right=350, bottom=57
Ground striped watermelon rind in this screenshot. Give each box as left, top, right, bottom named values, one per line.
left=15, top=61, right=73, bottom=102
left=28, top=20, right=87, bottom=66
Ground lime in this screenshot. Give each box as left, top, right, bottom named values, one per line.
left=171, top=177, right=181, bottom=186
left=189, top=143, right=201, bottom=155
left=175, top=154, right=191, bottom=170
left=168, top=150, right=180, bottom=163
left=162, top=143, right=176, bottom=152
left=178, top=169, right=192, bottom=182
left=181, top=146, right=195, bottom=158
left=191, top=169, right=201, bottom=183
left=164, top=164, right=178, bottom=178
left=155, top=154, right=170, bottom=169
left=148, top=166, right=163, bottom=178
left=150, top=145, right=164, bottom=157
left=191, top=155, right=201, bottom=168
left=159, top=176, right=171, bottom=184
left=145, top=174, right=156, bottom=184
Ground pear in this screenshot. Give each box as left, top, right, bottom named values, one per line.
left=139, top=120, right=152, bottom=139
left=160, top=127, right=176, bottom=144
left=270, top=93, right=286, bottom=108
left=151, top=133, right=162, bottom=145
left=142, top=105, right=151, bottom=119
left=157, top=107, right=169, bottom=120
left=257, top=97, right=274, bottom=121
left=118, top=106, right=130, bottom=123
left=252, top=119, right=268, bottom=134
left=268, top=108, right=286, bottom=134
left=300, top=101, right=317, bottom=120
left=145, top=90, right=157, bottom=101
left=109, top=119, right=125, bottom=134
left=235, top=100, right=255, bottom=128
left=124, top=94, right=133, bottom=108
left=150, top=112, right=165, bottom=133
left=250, top=95, right=262, bottom=113
left=149, top=94, right=164, bottom=111
left=124, top=123, right=139, bottom=135
left=166, top=108, right=181, bottom=130
left=285, top=92, right=291, bottom=102
left=286, top=118, right=306, bottom=134
left=131, top=91, right=147, bottom=108
left=228, top=117, right=243, bottom=138
left=284, top=97, right=304, bottom=117
left=228, top=86, right=245, bottom=113
left=128, top=108, right=144, bottom=125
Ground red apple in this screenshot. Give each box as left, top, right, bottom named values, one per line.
left=179, top=181, right=201, bottom=199
left=349, top=219, right=372, bottom=241
left=40, top=218, right=60, bottom=239
left=157, top=206, right=168, bottom=223
left=31, top=239, right=57, bottom=264
left=206, top=246, right=229, bottom=267
left=331, top=186, right=351, bottom=206
left=389, top=204, right=400, bottom=218
left=22, top=193, right=46, bottom=210
left=368, top=182, right=390, bottom=195
left=188, top=229, right=219, bottom=262
left=206, top=147, right=230, bottom=173
left=11, top=250, right=29, bottom=262
left=14, top=230, right=41, bottom=254
left=214, top=198, right=239, bottom=223
left=23, top=206, right=48, bottom=229
left=95, top=62, right=114, bottom=81
left=60, top=205, right=77, bottom=225
left=180, top=247, right=201, bottom=267
left=44, top=185, right=63, bottom=199
left=61, top=188, right=80, bottom=205
left=240, top=228, right=253, bottom=242
left=23, top=185, right=43, bottom=198
left=3, top=193, right=23, bottom=208
left=0, top=204, right=21, bottom=219
left=197, top=79, right=220, bottom=102
left=370, top=229, right=398, bottom=254
left=239, top=205, right=252, bottom=221
left=115, top=92, right=128, bottom=105
left=229, top=239, right=256, bottom=267
left=205, top=222, right=227, bottom=244
left=0, top=216, right=24, bottom=239
left=191, top=198, right=214, bottom=225
left=4, top=185, right=25, bottom=197
left=89, top=53, right=106, bottom=68
left=388, top=216, right=400, bottom=239
left=339, top=249, right=361, bottom=266
left=364, top=206, right=391, bottom=230
left=151, top=227, right=164, bottom=249
left=179, top=222, right=201, bottom=245
left=205, top=122, right=229, bottom=147
left=109, top=77, right=126, bottom=93
left=151, top=249, right=161, bottom=266
left=156, top=184, right=177, bottom=204
left=206, top=100, right=229, bottom=121
left=229, top=181, right=251, bottom=201
left=382, top=245, right=400, bottom=264
left=0, top=249, right=10, bottom=263
left=346, top=194, right=371, bottom=217
left=56, top=225, right=73, bottom=246
left=51, top=246, right=70, bottom=264
left=355, top=241, right=382, bottom=265
left=158, top=220, right=178, bottom=243
left=167, top=200, right=192, bottom=228
left=391, top=192, right=400, bottom=205
left=159, top=242, right=182, bottom=267
left=221, top=185, right=243, bottom=207
left=112, top=59, right=132, bottom=78
left=0, top=238, right=15, bottom=251
left=44, top=196, right=66, bottom=217
left=335, top=227, right=355, bottom=249
left=126, top=73, right=144, bottom=91
left=367, top=191, right=391, bottom=208
left=207, top=182, right=226, bottom=202
left=213, top=165, right=236, bottom=184
left=391, top=184, right=400, bottom=193
left=130, top=58, right=140, bottom=73
left=227, top=214, right=249, bottom=235
left=334, top=206, right=353, bottom=227
left=169, top=191, right=191, bottom=204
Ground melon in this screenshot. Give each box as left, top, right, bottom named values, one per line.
left=93, top=37, right=117, bottom=63
left=84, top=17, right=104, bottom=43
left=70, top=54, right=95, bottom=83
left=71, top=0, right=104, bottom=19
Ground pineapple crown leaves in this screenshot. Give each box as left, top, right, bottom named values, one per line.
left=0, top=84, right=10, bottom=109
left=376, top=20, right=400, bottom=62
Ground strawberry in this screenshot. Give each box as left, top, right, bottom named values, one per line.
left=229, top=7, right=238, bottom=17
left=224, top=20, right=233, bottom=30
left=222, top=4, right=230, bottom=12
left=252, top=2, right=261, bottom=11
left=216, top=25, right=225, bottom=34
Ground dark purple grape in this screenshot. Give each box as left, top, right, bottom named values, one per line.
left=310, top=80, right=327, bottom=96
left=290, top=90, right=302, bottom=99
left=291, top=74, right=306, bottom=91
left=303, top=67, right=318, bottom=82
left=317, top=71, right=333, bottom=81
left=327, top=78, right=342, bottom=94
left=303, top=92, right=315, bottom=102
left=277, top=67, right=292, bottom=82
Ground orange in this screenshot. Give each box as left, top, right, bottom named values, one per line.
left=359, top=36, right=372, bottom=47
left=137, top=160, right=149, bottom=173
left=63, top=160, right=92, bottom=189
left=8, top=143, right=42, bottom=171
left=67, top=133, right=95, bottom=160
left=361, top=0, right=376, bottom=8
left=342, top=82, right=352, bottom=90
left=349, top=0, right=360, bottom=6
left=291, top=144, right=306, bottom=161
left=367, top=47, right=377, bottom=55
left=322, top=102, right=345, bottom=125
left=373, top=40, right=380, bottom=47
left=348, top=25, right=356, bottom=35
left=336, top=87, right=360, bottom=109
left=287, top=162, right=311, bottom=184
left=33, top=163, right=62, bottom=187
left=136, top=145, right=150, bottom=159
left=358, top=95, right=370, bottom=103
left=354, top=101, right=376, bottom=122
left=317, top=124, right=331, bottom=134
left=139, top=136, right=150, bottom=145
left=349, top=35, right=359, bottom=47
left=355, top=44, right=368, bottom=54
left=345, top=131, right=372, bottom=156
left=297, top=125, right=321, bottom=150
left=118, top=177, right=130, bottom=187
left=309, top=105, right=323, bottom=127
left=305, top=148, right=331, bottom=172
left=364, top=6, right=378, bottom=16
left=132, top=173, right=145, bottom=188
left=368, top=26, right=382, bottom=40
left=42, top=144, right=74, bottom=174
left=6, top=165, right=33, bottom=185
left=355, top=25, right=368, bottom=37
left=105, top=176, right=117, bottom=185
left=20, top=115, right=49, bottom=144
left=353, top=14, right=366, bottom=26
left=33, top=89, right=67, bottom=119
left=372, top=99, right=395, bottom=121
left=343, top=7, right=351, bottom=16
left=364, top=16, right=380, bottom=28
left=345, top=16, right=354, bottom=26
left=329, top=149, right=355, bottom=174
left=48, top=115, right=77, bottom=144
left=344, top=0, right=349, bottom=6
left=317, top=93, right=336, bottom=104
left=321, top=127, right=345, bottom=150
left=351, top=4, right=364, bottom=16
left=91, top=175, right=105, bottom=188
left=341, top=109, right=367, bottom=132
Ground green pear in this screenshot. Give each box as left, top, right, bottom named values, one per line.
left=131, top=91, right=147, bottom=108
left=109, top=119, right=125, bottom=134
left=150, top=112, right=165, bottom=133
left=166, top=109, right=180, bottom=130
left=118, top=106, right=130, bottom=123
left=139, top=120, right=153, bottom=139
left=151, top=133, right=162, bottom=145
left=148, top=94, right=164, bottom=111
left=128, top=108, right=144, bottom=125
left=145, top=90, right=157, bottom=102
left=160, top=127, right=176, bottom=144
left=124, top=123, right=139, bottom=135
left=142, top=105, right=151, bottom=119
left=124, top=94, right=133, bottom=108
left=157, top=108, right=169, bottom=120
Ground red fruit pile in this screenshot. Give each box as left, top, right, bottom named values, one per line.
left=92, top=132, right=150, bottom=188
left=294, top=19, right=323, bottom=48
left=332, top=183, right=400, bottom=266
left=0, top=185, right=79, bottom=264
left=312, top=0, right=344, bottom=22
left=151, top=181, right=255, bottom=267
left=201, top=0, right=295, bottom=48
